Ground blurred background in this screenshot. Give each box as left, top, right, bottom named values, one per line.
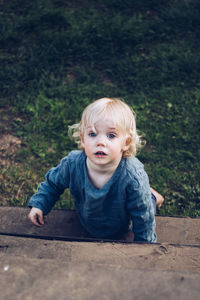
left=1, top=0, right=200, bottom=216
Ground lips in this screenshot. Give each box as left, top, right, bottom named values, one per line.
left=95, top=151, right=107, bottom=156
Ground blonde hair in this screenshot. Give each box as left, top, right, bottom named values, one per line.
left=68, top=97, right=144, bottom=157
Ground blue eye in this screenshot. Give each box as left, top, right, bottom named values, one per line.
left=89, top=132, right=96, bottom=137
left=107, top=133, right=116, bottom=139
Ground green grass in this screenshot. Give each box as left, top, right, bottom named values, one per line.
left=1, top=0, right=200, bottom=216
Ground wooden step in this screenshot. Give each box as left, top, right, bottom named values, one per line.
left=0, top=206, right=199, bottom=245
left=0, top=206, right=200, bottom=299
left=1, top=250, right=200, bottom=300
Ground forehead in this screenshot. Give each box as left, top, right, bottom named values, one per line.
left=82, top=104, right=129, bottom=134
left=86, top=118, right=118, bottom=131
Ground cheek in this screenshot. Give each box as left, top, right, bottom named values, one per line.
left=82, top=138, right=93, bottom=150
left=81, top=134, right=91, bottom=148
left=110, top=142, right=123, bottom=154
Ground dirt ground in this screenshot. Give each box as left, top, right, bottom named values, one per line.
left=0, top=107, right=22, bottom=167
left=0, top=133, right=21, bottom=167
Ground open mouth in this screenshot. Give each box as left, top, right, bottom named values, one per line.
left=95, top=151, right=107, bottom=156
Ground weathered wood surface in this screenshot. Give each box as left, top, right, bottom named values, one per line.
left=0, top=206, right=200, bottom=244
left=0, top=206, right=200, bottom=299
left=0, top=235, right=200, bottom=300
left=1, top=235, right=200, bottom=273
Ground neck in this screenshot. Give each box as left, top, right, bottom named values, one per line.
left=86, top=157, right=122, bottom=175
left=86, top=157, right=122, bottom=189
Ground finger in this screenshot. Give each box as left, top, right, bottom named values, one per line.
left=28, top=212, right=35, bottom=224
left=38, top=213, right=44, bottom=225
left=29, top=213, right=41, bottom=226
left=33, top=214, right=42, bottom=226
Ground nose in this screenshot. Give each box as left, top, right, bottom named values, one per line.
left=96, top=135, right=106, bottom=146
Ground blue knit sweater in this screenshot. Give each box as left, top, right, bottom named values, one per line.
left=28, top=150, right=156, bottom=242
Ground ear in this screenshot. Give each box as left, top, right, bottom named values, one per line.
left=122, top=136, right=131, bottom=152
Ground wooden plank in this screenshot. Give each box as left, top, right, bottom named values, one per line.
left=1, top=235, right=200, bottom=273
left=0, top=207, right=200, bottom=300
left=0, top=206, right=199, bottom=244
left=0, top=235, right=200, bottom=300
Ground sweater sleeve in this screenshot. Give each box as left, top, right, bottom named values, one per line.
left=28, top=156, right=70, bottom=215
left=126, top=170, right=157, bottom=243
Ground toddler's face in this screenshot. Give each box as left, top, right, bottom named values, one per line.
left=81, top=118, right=130, bottom=167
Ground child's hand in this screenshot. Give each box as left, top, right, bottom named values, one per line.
left=150, top=187, right=164, bottom=208
left=28, top=207, right=45, bottom=226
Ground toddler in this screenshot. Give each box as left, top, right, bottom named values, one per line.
left=28, top=97, right=164, bottom=242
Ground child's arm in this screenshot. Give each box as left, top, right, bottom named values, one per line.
left=126, top=174, right=157, bottom=243
left=28, top=156, right=70, bottom=217
left=28, top=207, right=45, bottom=226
